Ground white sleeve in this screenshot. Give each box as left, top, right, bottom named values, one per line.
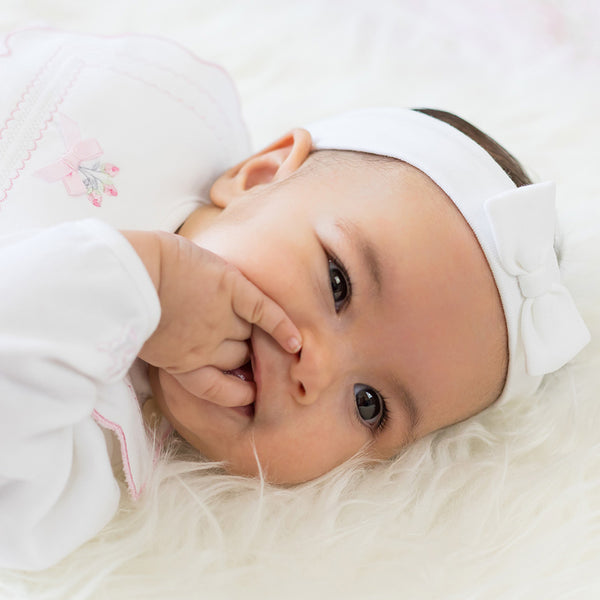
left=0, top=219, right=161, bottom=571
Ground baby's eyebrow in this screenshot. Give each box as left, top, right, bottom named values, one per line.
left=335, top=218, right=383, bottom=297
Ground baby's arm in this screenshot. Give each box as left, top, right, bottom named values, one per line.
left=0, top=220, right=160, bottom=570
left=0, top=221, right=299, bottom=569
left=122, top=230, right=302, bottom=407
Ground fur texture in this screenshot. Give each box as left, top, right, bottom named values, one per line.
left=1, top=1, right=599, bottom=598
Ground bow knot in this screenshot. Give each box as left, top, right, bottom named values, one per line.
left=485, top=182, right=590, bottom=377
left=517, top=257, right=560, bottom=299
left=34, top=114, right=103, bottom=196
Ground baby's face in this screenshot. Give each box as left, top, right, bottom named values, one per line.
left=151, top=153, right=507, bottom=484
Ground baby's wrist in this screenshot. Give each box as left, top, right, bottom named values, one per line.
left=120, top=230, right=163, bottom=293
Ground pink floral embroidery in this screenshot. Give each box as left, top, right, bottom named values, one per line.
left=103, top=182, right=118, bottom=196
left=35, top=113, right=119, bottom=207
left=103, top=163, right=120, bottom=176
left=77, top=162, right=119, bottom=206
left=89, top=190, right=103, bottom=207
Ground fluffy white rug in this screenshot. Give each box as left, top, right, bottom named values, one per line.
left=1, top=1, right=599, bottom=598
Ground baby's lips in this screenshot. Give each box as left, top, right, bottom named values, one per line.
left=221, top=360, right=256, bottom=408
left=223, top=361, right=254, bottom=384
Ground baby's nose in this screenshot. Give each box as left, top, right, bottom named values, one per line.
left=289, top=336, right=340, bottom=405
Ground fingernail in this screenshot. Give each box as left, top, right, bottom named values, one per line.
left=288, top=337, right=302, bottom=353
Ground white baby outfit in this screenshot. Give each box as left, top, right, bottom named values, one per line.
left=0, top=28, right=250, bottom=570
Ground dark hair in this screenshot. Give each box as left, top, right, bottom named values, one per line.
left=302, top=108, right=532, bottom=191
left=413, top=108, right=532, bottom=187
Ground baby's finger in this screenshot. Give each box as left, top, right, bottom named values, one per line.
left=228, top=314, right=252, bottom=341
left=209, top=340, right=251, bottom=371
left=173, top=367, right=255, bottom=407
left=231, top=275, right=302, bottom=354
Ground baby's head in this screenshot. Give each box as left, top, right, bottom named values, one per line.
left=151, top=108, right=589, bottom=484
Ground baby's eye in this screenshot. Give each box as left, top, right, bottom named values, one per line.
left=354, top=384, right=385, bottom=427
left=328, top=258, right=350, bottom=312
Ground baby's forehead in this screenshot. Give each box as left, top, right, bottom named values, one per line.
left=296, top=151, right=421, bottom=202
left=301, top=151, right=453, bottom=215
left=305, top=148, right=408, bottom=174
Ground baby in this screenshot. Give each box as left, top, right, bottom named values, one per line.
left=143, top=107, right=590, bottom=486
left=0, top=29, right=590, bottom=571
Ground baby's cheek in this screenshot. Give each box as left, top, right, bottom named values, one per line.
left=248, top=424, right=362, bottom=485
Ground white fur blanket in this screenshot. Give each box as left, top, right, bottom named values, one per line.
left=1, top=1, right=599, bottom=598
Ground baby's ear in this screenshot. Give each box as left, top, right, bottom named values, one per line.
left=210, top=128, right=312, bottom=207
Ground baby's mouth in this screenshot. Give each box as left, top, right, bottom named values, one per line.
left=223, top=335, right=255, bottom=384
left=223, top=354, right=256, bottom=417
left=225, top=360, right=254, bottom=383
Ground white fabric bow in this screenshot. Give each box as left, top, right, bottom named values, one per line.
left=485, top=182, right=590, bottom=376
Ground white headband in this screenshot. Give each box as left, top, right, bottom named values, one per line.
left=305, top=108, right=590, bottom=404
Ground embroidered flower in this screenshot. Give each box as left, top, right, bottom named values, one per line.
left=103, top=163, right=120, bottom=176
left=89, top=190, right=103, bottom=207
left=34, top=114, right=120, bottom=208
left=103, top=182, right=118, bottom=197
left=78, top=161, right=119, bottom=206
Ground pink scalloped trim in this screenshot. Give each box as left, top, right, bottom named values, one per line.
left=0, top=47, right=61, bottom=143
left=92, top=408, right=143, bottom=501
left=0, top=58, right=83, bottom=205
left=0, top=26, right=247, bottom=134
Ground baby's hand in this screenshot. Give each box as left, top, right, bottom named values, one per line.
left=123, top=230, right=301, bottom=406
